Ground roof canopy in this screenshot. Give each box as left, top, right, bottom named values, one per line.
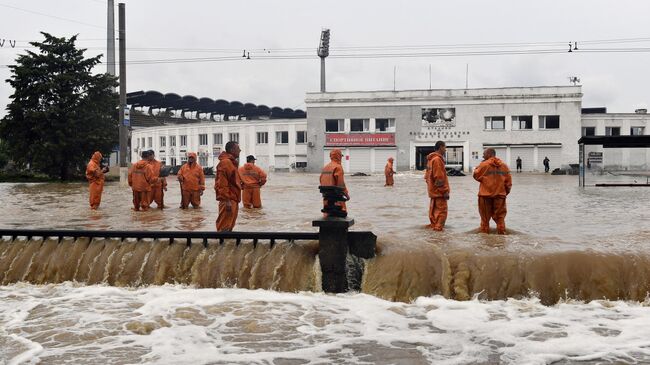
left=127, top=90, right=306, bottom=119
left=578, top=135, right=650, bottom=148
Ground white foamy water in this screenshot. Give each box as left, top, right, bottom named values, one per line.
left=2, top=283, right=650, bottom=364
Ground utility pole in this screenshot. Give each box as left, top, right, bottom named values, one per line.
left=107, top=0, right=115, bottom=78
left=317, top=29, right=330, bottom=92
left=118, top=3, right=128, bottom=185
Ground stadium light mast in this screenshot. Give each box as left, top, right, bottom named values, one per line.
left=317, top=29, right=330, bottom=93
left=118, top=2, right=128, bottom=184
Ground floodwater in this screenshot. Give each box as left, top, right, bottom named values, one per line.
left=1, top=172, right=650, bottom=364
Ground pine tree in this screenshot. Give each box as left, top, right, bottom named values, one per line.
left=0, top=32, right=118, bottom=180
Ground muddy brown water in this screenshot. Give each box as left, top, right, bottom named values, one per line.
left=1, top=172, right=649, bottom=304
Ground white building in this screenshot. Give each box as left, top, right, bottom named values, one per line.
left=131, top=118, right=308, bottom=171
left=305, top=86, right=583, bottom=173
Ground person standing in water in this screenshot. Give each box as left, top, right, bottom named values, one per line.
left=473, top=148, right=512, bottom=234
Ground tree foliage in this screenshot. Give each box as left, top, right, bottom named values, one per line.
left=0, top=32, right=118, bottom=180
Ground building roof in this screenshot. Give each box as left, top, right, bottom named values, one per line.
left=127, top=90, right=306, bottom=119
left=578, top=135, right=650, bottom=148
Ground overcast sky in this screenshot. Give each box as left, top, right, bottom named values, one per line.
left=1, top=0, right=649, bottom=117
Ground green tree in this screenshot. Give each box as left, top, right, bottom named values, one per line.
left=0, top=32, right=118, bottom=180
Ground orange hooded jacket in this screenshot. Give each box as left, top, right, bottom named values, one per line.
left=426, top=151, right=450, bottom=198
left=178, top=153, right=205, bottom=192
left=86, top=151, right=105, bottom=184
left=128, top=160, right=154, bottom=192
left=215, top=151, right=242, bottom=202
left=148, top=159, right=167, bottom=189
left=239, top=162, right=267, bottom=189
left=473, top=157, right=512, bottom=197
left=320, top=149, right=348, bottom=195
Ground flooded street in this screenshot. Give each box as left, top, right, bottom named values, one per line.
left=1, top=172, right=650, bottom=364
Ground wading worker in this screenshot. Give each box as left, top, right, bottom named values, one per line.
left=320, top=149, right=349, bottom=215
left=425, top=141, right=450, bottom=231
left=384, top=157, right=395, bottom=186
left=147, top=150, right=167, bottom=209
left=128, top=151, right=155, bottom=211
left=177, top=152, right=205, bottom=209
left=473, top=148, right=512, bottom=234
left=239, top=155, right=267, bottom=208
left=215, top=141, right=242, bottom=231
left=85, top=151, right=109, bottom=210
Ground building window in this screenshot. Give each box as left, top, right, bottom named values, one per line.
left=484, top=116, right=505, bottom=130
left=350, top=118, right=370, bottom=132
left=140, top=138, right=145, bottom=148
left=276, top=131, right=289, bottom=144
left=582, top=127, right=596, bottom=136
left=147, top=137, right=152, bottom=147
left=257, top=132, right=268, bottom=144
left=375, top=118, right=396, bottom=132
left=631, top=126, right=645, bottom=135
left=136, top=138, right=140, bottom=148
left=199, top=134, right=208, bottom=146
left=229, top=133, right=239, bottom=143
left=511, top=115, right=533, bottom=130
left=170, top=136, right=176, bottom=147
left=180, top=135, right=187, bottom=147
left=296, top=131, right=307, bottom=144
left=159, top=136, right=166, bottom=147
left=213, top=133, right=223, bottom=145
left=605, top=127, right=620, bottom=136
left=170, top=157, right=177, bottom=166
left=325, top=119, right=344, bottom=133
left=181, top=156, right=188, bottom=164
left=539, top=115, right=560, bottom=129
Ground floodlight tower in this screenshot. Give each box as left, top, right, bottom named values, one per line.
left=318, top=29, right=330, bottom=92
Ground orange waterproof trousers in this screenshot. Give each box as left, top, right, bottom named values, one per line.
left=181, top=190, right=201, bottom=209
left=149, top=186, right=165, bottom=208
left=478, top=196, right=507, bottom=234
left=216, top=200, right=239, bottom=231
left=132, top=191, right=150, bottom=211
left=89, top=182, right=103, bottom=210
left=385, top=175, right=394, bottom=186
left=242, top=187, right=262, bottom=208
left=429, top=198, right=448, bottom=231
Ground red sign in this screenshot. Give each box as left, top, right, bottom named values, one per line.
left=325, top=133, right=395, bottom=146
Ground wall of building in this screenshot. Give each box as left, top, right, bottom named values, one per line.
left=306, top=86, right=583, bottom=172
left=130, top=119, right=308, bottom=171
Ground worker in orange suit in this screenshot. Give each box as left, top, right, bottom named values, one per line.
left=320, top=149, right=349, bottom=214
left=128, top=151, right=155, bottom=211
left=384, top=157, right=395, bottom=186
left=239, top=155, right=267, bottom=208
left=473, top=147, right=512, bottom=234
left=146, top=150, right=167, bottom=209
left=177, top=152, right=205, bottom=209
left=85, top=151, right=109, bottom=210
left=215, top=141, right=242, bottom=231
left=425, top=141, right=450, bottom=231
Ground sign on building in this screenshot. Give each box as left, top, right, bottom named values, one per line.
left=325, top=133, right=396, bottom=146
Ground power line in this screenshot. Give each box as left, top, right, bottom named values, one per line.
left=0, top=2, right=106, bottom=29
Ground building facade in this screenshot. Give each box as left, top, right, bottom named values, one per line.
left=305, top=86, right=583, bottom=173
left=130, top=118, right=308, bottom=171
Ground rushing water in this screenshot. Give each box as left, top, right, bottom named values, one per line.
left=1, top=172, right=650, bottom=364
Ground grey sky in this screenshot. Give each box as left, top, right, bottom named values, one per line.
left=1, top=0, right=649, bottom=117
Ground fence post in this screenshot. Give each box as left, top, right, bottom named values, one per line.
left=312, top=217, right=354, bottom=293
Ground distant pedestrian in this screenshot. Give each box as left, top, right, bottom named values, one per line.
left=516, top=156, right=522, bottom=173
left=384, top=157, right=395, bottom=186
left=473, top=148, right=512, bottom=234
left=177, top=152, right=205, bottom=209
left=215, top=141, right=242, bottom=231
left=543, top=156, right=550, bottom=173
left=128, top=151, right=155, bottom=211
left=239, top=154, right=267, bottom=209
left=85, top=151, right=109, bottom=210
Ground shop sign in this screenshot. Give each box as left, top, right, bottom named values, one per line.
left=325, top=133, right=395, bottom=146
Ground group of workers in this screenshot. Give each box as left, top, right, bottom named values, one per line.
left=86, top=139, right=512, bottom=234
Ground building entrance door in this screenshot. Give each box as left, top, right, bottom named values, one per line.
left=415, top=145, right=464, bottom=170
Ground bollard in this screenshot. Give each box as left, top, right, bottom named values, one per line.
left=312, top=216, right=355, bottom=293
